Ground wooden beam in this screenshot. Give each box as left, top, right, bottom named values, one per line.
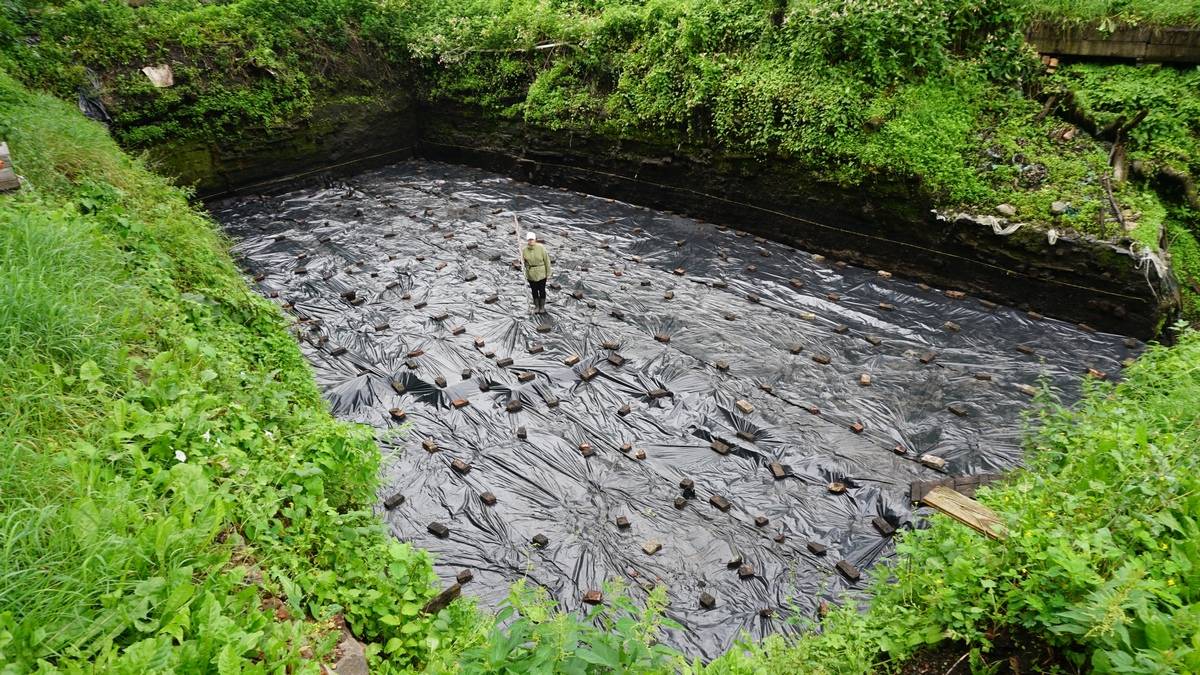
left=921, top=486, right=1007, bottom=540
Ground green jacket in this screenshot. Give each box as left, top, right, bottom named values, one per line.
left=522, top=242, right=551, bottom=282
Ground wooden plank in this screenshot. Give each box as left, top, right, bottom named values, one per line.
left=922, top=486, right=1007, bottom=540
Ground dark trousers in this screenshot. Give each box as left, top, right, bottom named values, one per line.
left=528, top=278, right=546, bottom=303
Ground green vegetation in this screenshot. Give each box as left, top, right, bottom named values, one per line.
left=0, top=71, right=478, bottom=672
left=1019, top=0, right=1200, bottom=27
left=3, top=0, right=1200, bottom=672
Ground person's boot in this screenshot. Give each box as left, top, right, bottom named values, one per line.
left=536, top=298, right=546, bottom=314
left=528, top=299, right=536, bottom=315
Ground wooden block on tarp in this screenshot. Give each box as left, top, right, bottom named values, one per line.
left=865, top=335, right=883, bottom=346
left=738, top=564, right=755, bottom=578
left=849, top=421, right=864, bottom=434
left=611, top=309, right=625, bottom=320
left=974, top=372, right=993, bottom=381
left=944, top=290, right=966, bottom=300
left=422, top=583, right=461, bottom=614
left=480, top=491, right=497, bottom=506
left=563, top=354, right=580, bottom=366
left=496, top=357, right=514, bottom=368
left=789, top=277, right=804, bottom=289
left=879, top=302, right=894, bottom=311
left=699, top=592, right=716, bottom=609
left=1016, top=344, right=1036, bottom=355
left=832, top=324, right=848, bottom=334
left=451, top=325, right=466, bottom=336
left=516, top=426, right=527, bottom=440
left=947, top=403, right=969, bottom=417
left=617, top=403, right=631, bottom=417
left=789, top=344, right=803, bottom=355
left=427, top=522, right=450, bottom=538
left=434, top=376, right=447, bottom=388
left=600, top=339, right=619, bottom=350
left=389, top=408, right=406, bottom=421
left=922, top=485, right=1007, bottom=540
left=812, top=354, right=831, bottom=365
left=642, top=540, right=662, bottom=555
left=615, top=515, right=630, bottom=529
left=715, top=360, right=730, bottom=371
left=422, top=438, right=439, bottom=453
left=413, top=300, right=427, bottom=309
left=654, top=333, right=670, bottom=343
left=483, top=294, right=498, bottom=304
left=607, top=353, right=625, bottom=367
left=506, top=400, right=523, bottom=413
left=754, top=515, right=769, bottom=527
left=451, top=459, right=471, bottom=475
left=451, top=398, right=469, bottom=409
left=836, top=560, right=861, bottom=582
left=710, top=495, right=732, bottom=511
left=580, top=366, right=599, bottom=381
left=872, top=516, right=895, bottom=536
left=736, top=429, right=755, bottom=442
left=517, top=371, right=535, bottom=383
left=735, top=399, right=754, bottom=414
left=711, top=439, right=731, bottom=455
left=582, top=590, right=603, bottom=605
left=827, top=481, right=846, bottom=495
left=919, top=351, right=937, bottom=364
left=384, top=492, right=405, bottom=509
left=329, top=346, right=347, bottom=357
left=673, top=496, right=687, bottom=509
left=806, top=541, right=827, bottom=556
left=769, top=462, right=786, bottom=479
left=859, top=373, right=872, bottom=386
left=647, top=387, right=671, bottom=400
left=944, top=321, right=961, bottom=332
left=920, top=454, right=947, bottom=471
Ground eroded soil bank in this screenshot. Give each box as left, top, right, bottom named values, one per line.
left=212, top=160, right=1136, bottom=659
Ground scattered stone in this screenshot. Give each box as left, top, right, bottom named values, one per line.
left=506, top=400, right=523, bottom=413
left=679, top=478, right=696, bottom=497
left=617, top=403, right=631, bottom=417
left=431, top=311, right=449, bottom=321
left=413, top=300, right=427, bottom=309
left=1050, top=200, right=1070, bottom=216
left=535, top=324, right=551, bottom=334
left=836, top=560, right=861, bottom=582
left=738, top=564, right=755, bottom=579
left=579, top=442, right=594, bottom=457
left=422, top=438, right=439, bottom=453
left=451, top=459, right=471, bottom=475
left=736, top=399, right=754, bottom=414
left=674, top=496, right=687, bottom=509
left=789, top=343, right=803, bottom=355
left=1087, top=368, right=1107, bottom=380
left=827, top=481, right=846, bottom=495
left=812, top=354, right=831, bottom=365
left=329, top=346, right=347, bottom=357
left=944, top=321, right=961, bottom=332
left=483, top=294, right=498, bottom=304
left=699, top=592, right=716, bottom=609
left=806, top=541, right=827, bottom=556
left=879, top=302, right=895, bottom=311
left=461, top=368, right=472, bottom=380
left=872, top=516, right=895, bottom=536
left=759, top=608, right=774, bottom=618
left=582, top=590, right=603, bottom=605
left=673, top=267, right=686, bottom=276
left=647, top=387, right=671, bottom=399
left=427, top=522, right=450, bottom=538
left=611, top=309, right=626, bottom=320
left=893, top=444, right=909, bottom=455
left=754, top=515, right=769, bottom=527
left=663, top=291, right=674, bottom=300
left=919, top=454, right=947, bottom=471
left=1027, top=310, right=1044, bottom=321
left=642, top=540, right=662, bottom=555
left=654, top=333, right=670, bottom=343
left=996, top=203, right=1017, bottom=217
left=724, top=312, right=737, bottom=321
left=532, top=534, right=549, bottom=548
left=389, top=408, right=407, bottom=421
left=634, top=448, right=646, bottom=460
left=865, top=335, right=883, bottom=347
left=451, top=398, right=470, bottom=409
left=1016, top=344, right=1036, bottom=355
left=947, top=403, right=969, bottom=417
left=826, top=292, right=840, bottom=302
left=747, top=293, right=761, bottom=304
left=944, top=290, right=966, bottom=300
left=736, top=429, right=756, bottom=442
left=435, top=376, right=447, bottom=388
left=919, top=351, right=937, bottom=364
left=979, top=299, right=998, bottom=310
left=710, top=495, right=732, bottom=511
left=773, top=533, right=786, bottom=543
left=1016, top=383, right=1039, bottom=396
left=877, top=270, right=893, bottom=279
left=480, top=492, right=497, bottom=506
left=1078, top=323, right=1096, bottom=333
left=859, top=373, right=872, bottom=387
left=715, top=360, right=730, bottom=371
left=384, top=492, right=405, bottom=509
left=457, top=570, right=474, bottom=585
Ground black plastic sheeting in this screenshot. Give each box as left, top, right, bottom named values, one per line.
left=212, top=160, right=1140, bottom=659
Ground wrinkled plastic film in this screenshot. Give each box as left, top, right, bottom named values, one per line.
left=212, top=161, right=1137, bottom=660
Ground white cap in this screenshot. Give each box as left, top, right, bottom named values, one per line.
left=526, top=231, right=537, bottom=241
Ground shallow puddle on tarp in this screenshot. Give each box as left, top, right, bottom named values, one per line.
left=212, top=160, right=1138, bottom=659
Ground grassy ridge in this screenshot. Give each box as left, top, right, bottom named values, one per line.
left=0, top=70, right=479, bottom=672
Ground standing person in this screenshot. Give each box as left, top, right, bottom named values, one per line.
left=521, top=231, right=551, bottom=314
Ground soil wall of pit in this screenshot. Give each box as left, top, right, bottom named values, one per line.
left=152, top=95, right=1176, bottom=338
